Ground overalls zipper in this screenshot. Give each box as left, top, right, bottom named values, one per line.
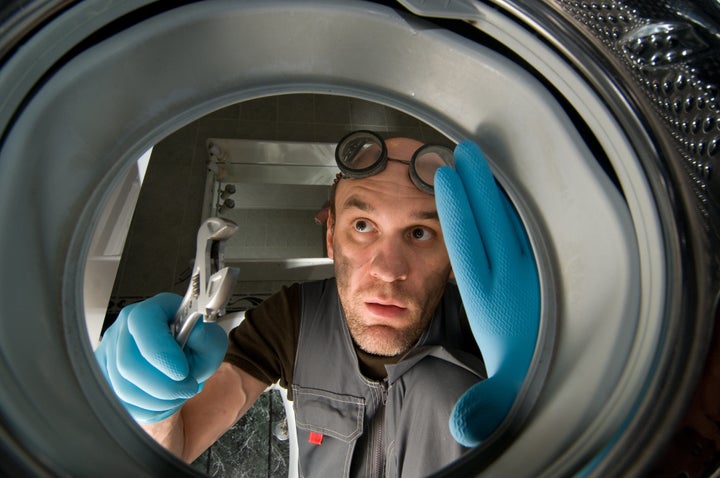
left=371, top=380, right=389, bottom=478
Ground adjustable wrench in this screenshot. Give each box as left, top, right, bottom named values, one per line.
left=172, top=217, right=239, bottom=348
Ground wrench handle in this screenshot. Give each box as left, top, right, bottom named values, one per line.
left=173, top=302, right=202, bottom=349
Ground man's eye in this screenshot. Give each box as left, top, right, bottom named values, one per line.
left=411, top=227, right=434, bottom=241
left=353, top=220, right=375, bottom=233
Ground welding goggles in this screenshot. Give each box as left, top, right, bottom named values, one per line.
left=334, top=130, right=454, bottom=195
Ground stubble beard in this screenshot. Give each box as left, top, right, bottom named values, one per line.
left=333, top=249, right=449, bottom=357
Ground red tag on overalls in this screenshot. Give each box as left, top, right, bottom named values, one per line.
left=308, top=432, right=324, bottom=445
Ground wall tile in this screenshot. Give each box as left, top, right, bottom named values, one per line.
left=278, top=94, right=315, bottom=124
left=240, top=97, right=278, bottom=122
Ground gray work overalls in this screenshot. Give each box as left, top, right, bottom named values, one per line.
left=292, top=279, right=485, bottom=478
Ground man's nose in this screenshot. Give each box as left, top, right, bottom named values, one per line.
left=369, top=237, right=409, bottom=282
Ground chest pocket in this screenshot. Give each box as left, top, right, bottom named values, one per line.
left=293, top=386, right=365, bottom=478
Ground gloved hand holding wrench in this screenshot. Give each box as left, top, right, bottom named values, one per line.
left=95, top=217, right=239, bottom=423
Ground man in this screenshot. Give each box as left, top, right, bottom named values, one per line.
left=95, top=131, right=539, bottom=477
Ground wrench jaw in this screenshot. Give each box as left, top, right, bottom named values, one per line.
left=198, top=217, right=238, bottom=302
left=172, top=217, right=239, bottom=348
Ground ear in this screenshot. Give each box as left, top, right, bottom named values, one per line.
left=326, top=215, right=335, bottom=260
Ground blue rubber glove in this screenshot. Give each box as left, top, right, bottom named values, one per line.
left=94, top=293, right=228, bottom=423
left=435, top=141, right=540, bottom=447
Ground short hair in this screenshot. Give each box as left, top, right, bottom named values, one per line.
left=314, top=172, right=342, bottom=227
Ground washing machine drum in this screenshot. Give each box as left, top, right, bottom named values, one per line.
left=0, top=1, right=718, bottom=476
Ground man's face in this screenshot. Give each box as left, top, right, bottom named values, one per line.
left=326, top=138, right=452, bottom=357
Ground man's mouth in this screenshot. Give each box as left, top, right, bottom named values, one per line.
left=364, top=301, right=408, bottom=318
